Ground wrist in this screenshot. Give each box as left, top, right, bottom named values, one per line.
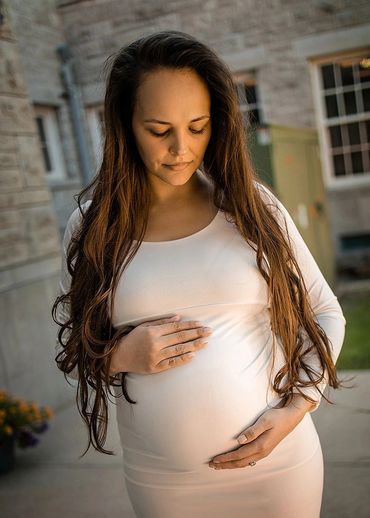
left=288, top=393, right=317, bottom=415
left=109, top=336, right=129, bottom=375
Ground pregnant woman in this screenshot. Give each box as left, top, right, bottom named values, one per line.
left=53, top=30, right=347, bottom=518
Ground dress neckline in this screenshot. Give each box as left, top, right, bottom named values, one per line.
left=133, top=208, right=221, bottom=245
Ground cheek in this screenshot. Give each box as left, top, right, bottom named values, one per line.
left=199, top=134, right=211, bottom=153
left=137, top=136, right=162, bottom=161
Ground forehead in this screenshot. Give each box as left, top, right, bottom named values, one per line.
left=134, top=68, right=211, bottom=119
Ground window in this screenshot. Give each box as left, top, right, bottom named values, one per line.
left=233, top=71, right=262, bottom=128
left=314, top=52, right=370, bottom=184
left=86, top=106, right=105, bottom=169
left=34, top=105, right=67, bottom=180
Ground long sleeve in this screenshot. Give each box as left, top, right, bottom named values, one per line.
left=256, top=182, right=346, bottom=413
left=55, top=200, right=92, bottom=381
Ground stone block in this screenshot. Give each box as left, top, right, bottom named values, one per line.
left=0, top=95, right=36, bottom=134
left=0, top=189, right=51, bottom=209
left=0, top=167, right=23, bottom=191
left=0, top=241, right=29, bottom=268
left=28, top=206, right=61, bottom=256
left=16, top=134, right=48, bottom=188
left=0, top=39, right=28, bottom=95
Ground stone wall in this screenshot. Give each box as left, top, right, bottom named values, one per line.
left=0, top=2, right=73, bottom=408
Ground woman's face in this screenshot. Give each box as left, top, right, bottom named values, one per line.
left=131, top=67, right=212, bottom=198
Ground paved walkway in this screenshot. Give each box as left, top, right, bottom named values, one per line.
left=0, top=370, right=369, bottom=517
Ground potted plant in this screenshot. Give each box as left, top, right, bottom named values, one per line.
left=0, top=389, right=54, bottom=474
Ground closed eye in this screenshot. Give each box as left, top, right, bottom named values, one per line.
left=150, top=128, right=207, bottom=137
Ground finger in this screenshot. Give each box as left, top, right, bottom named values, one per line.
left=236, top=417, right=271, bottom=445
left=211, top=435, right=271, bottom=465
left=210, top=440, right=269, bottom=467
left=141, top=315, right=180, bottom=326
left=210, top=450, right=266, bottom=470
left=211, top=448, right=245, bottom=464
left=160, top=336, right=209, bottom=360
left=160, top=325, right=211, bottom=352
left=158, top=319, right=205, bottom=336
left=156, top=351, right=195, bottom=371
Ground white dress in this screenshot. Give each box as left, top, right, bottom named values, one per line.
left=57, top=181, right=346, bottom=518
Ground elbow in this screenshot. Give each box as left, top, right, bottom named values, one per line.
left=315, top=295, right=347, bottom=325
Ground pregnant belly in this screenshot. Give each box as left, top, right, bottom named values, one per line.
left=115, top=335, right=282, bottom=471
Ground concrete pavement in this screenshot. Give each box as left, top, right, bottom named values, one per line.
left=0, top=370, right=369, bottom=517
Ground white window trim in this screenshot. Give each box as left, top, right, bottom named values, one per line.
left=309, top=49, right=370, bottom=191
left=34, top=105, right=67, bottom=181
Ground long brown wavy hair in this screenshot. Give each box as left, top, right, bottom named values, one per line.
left=52, top=30, right=349, bottom=457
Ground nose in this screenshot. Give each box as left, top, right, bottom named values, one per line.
left=169, top=130, right=188, bottom=156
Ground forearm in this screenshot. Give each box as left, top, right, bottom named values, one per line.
left=292, top=302, right=346, bottom=412
left=287, top=393, right=317, bottom=415
left=273, top=392, right=317, bottom=415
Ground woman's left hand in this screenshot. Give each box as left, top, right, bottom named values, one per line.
left=209, top=394, right=316, bottom=470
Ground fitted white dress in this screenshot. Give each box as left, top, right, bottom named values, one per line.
left=57, top=181, right=346, bottom=518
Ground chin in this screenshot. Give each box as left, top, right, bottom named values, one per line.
left=153, top=165, right=197, bottom=183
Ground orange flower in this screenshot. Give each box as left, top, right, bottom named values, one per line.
left=44, top=406, right=54, bottom=418
left=31, top=402, right=39, bottom=412
left=4, top=425, right=13, bottom=435
left=33, top=411, right=42, bottom=422
left=19, top=402, right=29, bottom=413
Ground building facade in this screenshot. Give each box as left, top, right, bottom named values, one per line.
left=10, top=0, right=370, bottom=272
left=1, top=0, right=369, bottom=404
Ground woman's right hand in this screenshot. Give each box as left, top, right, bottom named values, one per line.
left=111, top=315, right=213, bottom=374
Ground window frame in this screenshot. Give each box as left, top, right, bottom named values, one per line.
left=33, top=104, right=67, bottom=181
left=310, top=48, right=370, bottom=190
left=233, top=70, right=263, bottom=128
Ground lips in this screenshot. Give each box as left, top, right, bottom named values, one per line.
left=165, top=161, right=191, bottom=166
left=164, top=161, right=192, bottom=170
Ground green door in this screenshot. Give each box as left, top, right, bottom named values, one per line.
left=271, top=124, right=335, bottom=286
left=248, top=123, right=336, bottom=287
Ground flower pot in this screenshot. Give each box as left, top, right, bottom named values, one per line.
left=0, top=435, right=15, bottom=474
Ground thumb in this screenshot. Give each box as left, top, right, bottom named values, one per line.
left=237, top=418, right=265, bottom=445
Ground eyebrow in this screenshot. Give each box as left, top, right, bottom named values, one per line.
left=143, top=115, right=210, bottom=125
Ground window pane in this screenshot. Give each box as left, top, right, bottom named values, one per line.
left=347, top=122, right=361, bottom=145
left=366, top=120, right=370, bottom=143
left=36, top=117, right=46, bottom=142
left=35, top=116, right=52, bottom=173
left=329, top=125, right=342, bottom=147
left=236, top=83, right=247, bottom=104
left=325, top=94, right=339, bottom=118
left=351, top=152, right=363, bottom=174
left=245, top=85, right=257, bottom=105
left=343, top=90, right=357, bottom=115
left=333, top=154, right=346, bottom=176
left=363, top=88, right=370, bottom=112
left=340, top=61, right=354, bottom=86
left=251, top=109, right=260, bottom=125
left=321, top=64, right=335, bottom=89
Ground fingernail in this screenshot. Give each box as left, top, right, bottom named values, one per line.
left=237, top=435, right=247, bottom=444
